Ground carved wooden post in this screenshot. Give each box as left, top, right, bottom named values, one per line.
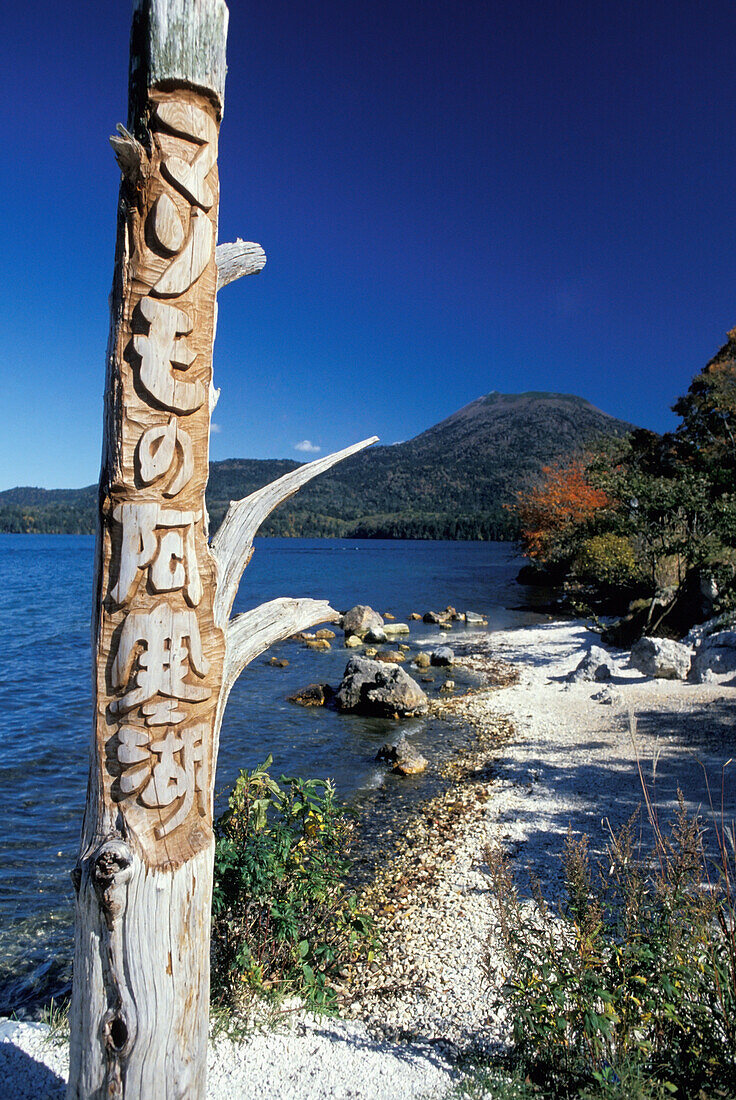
left=68, top=3, right=375, bottom=1096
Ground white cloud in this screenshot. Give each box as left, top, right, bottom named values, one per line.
left=294, top=439, right=321, bottom=453
left=210, top=422, right=222, bottom=434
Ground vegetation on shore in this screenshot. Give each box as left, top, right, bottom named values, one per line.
left=513, top=329, right=736, bottom=641
left=210, top=757, right=376, bottom=1014
left=466, top=778, right=736, bottom=1098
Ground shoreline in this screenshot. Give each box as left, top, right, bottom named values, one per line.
left=4, top=618, right=735, bottom=1098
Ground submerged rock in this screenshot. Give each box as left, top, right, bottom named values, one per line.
left=631, top=637, right=691, bottom=680
left=305, top=638, right=331, bottom=650
left=335, top=656, right=428, bottom=718
left=376, top=734, right=428, bottom=776
left=464, top=611, right=487, bottom=625
left=288, top=683, right=334, bottom=707
left=375, top=650, right=406, bottom=664
left=268, top=657, right=289, bottom=668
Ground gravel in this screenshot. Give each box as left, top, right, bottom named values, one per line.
left=0, top=1016, right=456, bottom=1099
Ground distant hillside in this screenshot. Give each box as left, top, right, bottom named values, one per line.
left=0, top=392, right=635, bottom=538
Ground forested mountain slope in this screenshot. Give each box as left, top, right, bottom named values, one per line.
left=1, top=392, right=635, bottom=538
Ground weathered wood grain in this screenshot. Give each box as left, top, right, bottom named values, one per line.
left=215, top=239, right=267, bottom=289
left=68, top=3, right=376, bottom=1095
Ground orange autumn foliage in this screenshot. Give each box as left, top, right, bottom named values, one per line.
left=513, top=458, right=610, bottom=561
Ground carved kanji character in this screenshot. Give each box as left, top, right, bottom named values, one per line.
left=116, top=724, right=150, bottom=796
left=110, top=603, right=211, bottom=716
left=110, top=502, right=202, bottom=607
left=132, top=297, right=206, bottom=412
left=139, top=723, right=207, bottom=838
left=136, top=417, right=194, bottom=497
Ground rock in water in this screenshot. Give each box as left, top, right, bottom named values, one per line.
left=567, top=645, right=614, bottom=683
left=342, top=605, right=384, bottom=637
left=430, top=647, right=454, bottom=666
left=631, top=637, right=692, bottom=680
left=413, top=652, right=431, bottom=669
left=384, top=622, right=410, bottom=636
left=345, top=634, right=363, bottom=648
left=376, top=734, right=428, bottom=775
left=375, top=650, right=406, bottom=664
left=335, top=656, right=428, bottom=717
left=288, top=683, right=334, bottom=707
left=364, top=626, right=388, bottom=643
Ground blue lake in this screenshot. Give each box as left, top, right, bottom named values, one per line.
left=0, top=534, right=542, bottom=1015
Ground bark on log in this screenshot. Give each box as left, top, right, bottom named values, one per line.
left=67, top=4, right=376, bottom=1096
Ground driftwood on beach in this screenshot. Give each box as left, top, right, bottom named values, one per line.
left=67, top=3, right=375, bottom=1096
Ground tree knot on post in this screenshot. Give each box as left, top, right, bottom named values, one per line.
left=103, top=1009, right=131, bottom=1058
left=92, top=838, right=134, bottom=929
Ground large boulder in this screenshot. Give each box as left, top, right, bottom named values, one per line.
left=335, top=656, right=428, bottom=718
left=631, top=637, right=691, bottom=680
left=685, top=612, right=736, bottom=648
left=567, top=645, right=614, bottom=683
left=342, top=605, right=384, bottom=638
left=690, top=630, right=736, bottom=682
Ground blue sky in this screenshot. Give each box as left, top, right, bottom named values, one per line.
left=3, top=0, right=736, bottom=490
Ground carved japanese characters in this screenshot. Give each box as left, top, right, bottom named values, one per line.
left=94, top=87, right=223, bottom=866
left=136, top=418, right=194, bottom=496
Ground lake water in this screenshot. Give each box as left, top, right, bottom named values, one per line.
left=0, top=534, right=543, bottom=1016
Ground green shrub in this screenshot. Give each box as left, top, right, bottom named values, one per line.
left=484, top=797, right=736, bottom=1098
left=211, top=756, right=376, bottom=1011
left=574, top=534, right=642, bottom=588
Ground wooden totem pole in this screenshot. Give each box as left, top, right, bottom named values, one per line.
left=68, top=2, right=375, bottom=1095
